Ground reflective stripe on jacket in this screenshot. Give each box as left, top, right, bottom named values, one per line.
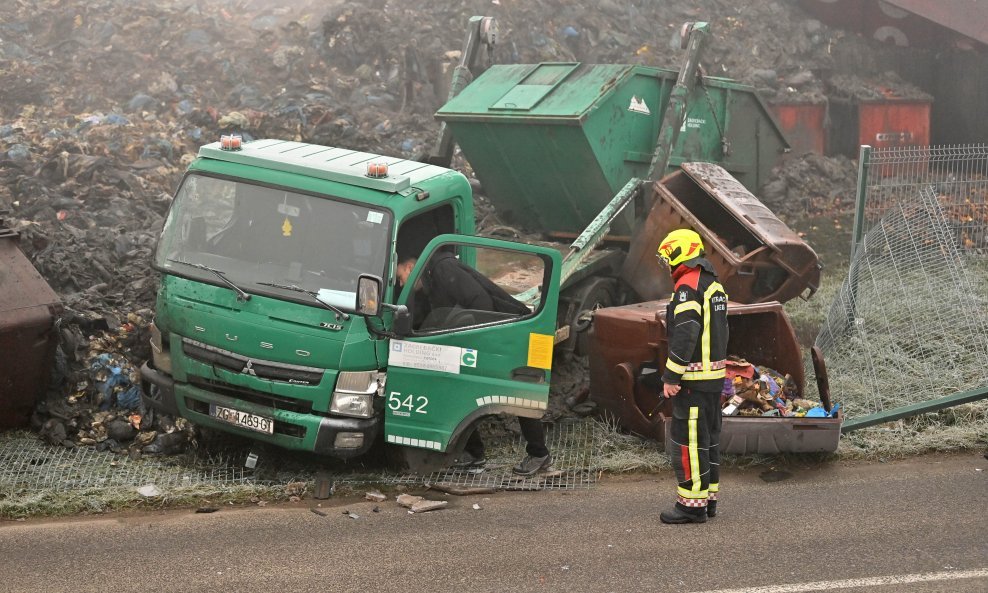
left=661, top=259, right=729, bottom=392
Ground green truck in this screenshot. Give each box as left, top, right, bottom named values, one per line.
left=140, top=20, right=798, bottom=465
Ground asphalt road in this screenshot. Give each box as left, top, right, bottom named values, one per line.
left=1, top=453, right=986, bottom=593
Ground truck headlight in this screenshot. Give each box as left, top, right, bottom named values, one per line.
left=149, top=321, right=172, bottom=375
left=330, top=371, right=384, bottom=418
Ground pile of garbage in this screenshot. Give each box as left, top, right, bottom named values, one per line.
left=0, top=0, right=885, bottom=451
left=721, top=356, right=837, bottom=418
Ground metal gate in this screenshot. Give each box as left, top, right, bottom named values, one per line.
left=817, top=144, right=988, bottom=432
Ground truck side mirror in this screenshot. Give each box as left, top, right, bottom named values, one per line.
left=356, top=274, right=383, bottom=317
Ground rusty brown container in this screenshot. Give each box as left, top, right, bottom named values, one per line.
left=858, top=100, right=931, bottom=150
left=770, top=101, right=827, bottom=157
left=0, top=217, right=63, bottom=430
left=828, top=93, right=932, bottom=162
left=620, top=162, right=821, bottom=304
left=588, top=299, right=840, bottom=454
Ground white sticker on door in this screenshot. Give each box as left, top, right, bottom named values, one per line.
left=390, top=340, right=462, bottom=374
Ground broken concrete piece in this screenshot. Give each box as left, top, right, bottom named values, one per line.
left=365, top=490, right=387, bottom=502
left=409, top=500, right=447, bottom=513
left=396, top=493, right=424, bottom=508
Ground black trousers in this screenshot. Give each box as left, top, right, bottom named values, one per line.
left=465, top=417, right=549, bottom=459
left=669, top=385, right=722, bottom=511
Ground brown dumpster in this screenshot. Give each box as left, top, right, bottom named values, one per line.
left=0, top=216, right=63, bottom=430
left=588, top=299, right=840, bottom=454
left=620, top=162, right=821, bottom=305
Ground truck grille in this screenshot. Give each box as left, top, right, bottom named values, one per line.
left=187, top=377, right=316, bottom=416
left=182, top=338, right=325, bottom=386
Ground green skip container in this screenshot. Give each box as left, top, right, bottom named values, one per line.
left=436, top=62, right=788, bottom=236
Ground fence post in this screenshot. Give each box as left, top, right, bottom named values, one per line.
left=851, top=144, right=872, bottom=260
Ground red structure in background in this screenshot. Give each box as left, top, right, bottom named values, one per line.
left=770, top=102, right=827, bottom=157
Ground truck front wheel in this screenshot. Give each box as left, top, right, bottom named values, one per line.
left=570, top=278, right=617, bottom=357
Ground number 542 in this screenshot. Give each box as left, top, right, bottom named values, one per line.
left=388, top=391, right=428, bottom=414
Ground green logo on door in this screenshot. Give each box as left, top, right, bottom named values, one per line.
left=461, top=349, right=477, bottom=368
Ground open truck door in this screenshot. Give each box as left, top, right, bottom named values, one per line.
left=383, top=235, right=560, bottom=456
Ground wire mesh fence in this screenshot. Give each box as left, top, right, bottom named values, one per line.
left=817, top=185, right=988, bottom=420
left=386, top=418, right=599, bottom=491
left=854, top=144, right=988, bottom=254
left=0, top=419, right=601, bottom=508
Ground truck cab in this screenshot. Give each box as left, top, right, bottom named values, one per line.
left=141, top=138, right=561, bottom=460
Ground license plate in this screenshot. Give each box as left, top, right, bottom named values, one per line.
left=210, top=404, right=274, bottom=435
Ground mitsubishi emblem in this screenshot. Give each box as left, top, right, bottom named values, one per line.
left=242, top=360, right=257, bottom=376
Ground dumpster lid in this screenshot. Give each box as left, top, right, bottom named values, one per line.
left=438, top=63, right=644, bottom=123
left=677, top=162, right=808, bottom=252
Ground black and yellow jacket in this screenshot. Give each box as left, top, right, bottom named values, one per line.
left=661, top=258, right=729, bottom=392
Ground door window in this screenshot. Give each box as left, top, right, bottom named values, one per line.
left=408, top=244, right=548, bottom=333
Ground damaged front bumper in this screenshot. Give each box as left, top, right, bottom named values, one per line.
left=139, top=361, right=378, bottom=458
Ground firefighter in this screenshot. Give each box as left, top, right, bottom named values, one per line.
left=656, top=229, right=729, bottom=524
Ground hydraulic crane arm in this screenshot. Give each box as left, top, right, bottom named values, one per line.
left=426, top=16, right=498, bottom=168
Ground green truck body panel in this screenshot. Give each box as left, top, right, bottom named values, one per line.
left=436, top=62, right=788, bottom=235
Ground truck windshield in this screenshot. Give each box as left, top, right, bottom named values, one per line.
left=154, top=174, right=391, bottom=306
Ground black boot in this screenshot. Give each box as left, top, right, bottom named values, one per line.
left=660, top=505, right=707, bottom=524
left=707, top=500, right=717, bottom=518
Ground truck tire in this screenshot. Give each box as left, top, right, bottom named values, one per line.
left=571, top=278, right=616, bottom=357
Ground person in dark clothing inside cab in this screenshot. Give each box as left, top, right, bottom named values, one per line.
left=656, top=228, right=729, bottom=524
left=395, top=246, right=554, bottom=477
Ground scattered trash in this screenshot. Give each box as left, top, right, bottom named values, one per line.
left=195, top=507, right=219, bottom=514
left=472, top=503, right=482, bottom=510
left=310, top=508, right=327, bottom=517
left=245, top=452, right=259, bottom=469
left=285, top=481, right=307, bottom=497
left=343, top=510, right=360, bottom=519
left=722, top=357, right=837, bottom=418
